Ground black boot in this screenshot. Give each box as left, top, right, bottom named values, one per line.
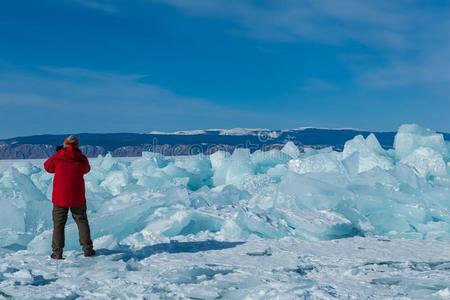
left=84, top=249, right=96, bottom=257
left=50, top=252, right=64, bottom=260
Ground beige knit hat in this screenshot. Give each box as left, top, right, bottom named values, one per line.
left=64, top=135, right=80, bottom=148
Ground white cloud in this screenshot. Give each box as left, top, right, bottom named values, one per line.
left=66, top=0, right=118, bottom=13
left=360, top=21, right=450, bottom=90
left=64, top=0, right=450, bottom=92
left=156, top=0, right=420, bottom=47
left=156, top=0, right=450, bottom=92
left=0, top=66, right=240, bottom=131
left=302, top=78, right=337, bottom=92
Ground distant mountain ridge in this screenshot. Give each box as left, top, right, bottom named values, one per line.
left=1, top=128, right=449, bottom=159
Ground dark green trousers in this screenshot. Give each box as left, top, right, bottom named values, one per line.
left=52, top=204, right=93, bottom=254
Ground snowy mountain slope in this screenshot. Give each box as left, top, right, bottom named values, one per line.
left=0, top=127, right=422, bottom=159
left=2, top=126, right=449, bottom=160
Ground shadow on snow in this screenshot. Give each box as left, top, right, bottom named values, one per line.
left=96, top=240, right=245, bottom=261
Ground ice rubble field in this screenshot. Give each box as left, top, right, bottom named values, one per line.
left=1, top=124, right=450, bottom=299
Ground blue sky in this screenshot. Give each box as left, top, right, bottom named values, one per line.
left=1, top=0, right=449, bottom=138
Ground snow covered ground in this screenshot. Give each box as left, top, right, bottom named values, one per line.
left=1, top=124, right=450, bottom=299
left=2, top=237, right=450, bottom=299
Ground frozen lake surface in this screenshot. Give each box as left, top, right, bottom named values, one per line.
left=2, top=237, right=450, bottom=299
left=1, top=124, right=450, bottom=299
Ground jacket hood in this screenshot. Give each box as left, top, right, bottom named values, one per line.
left=56, top=146, right=86, bottom=162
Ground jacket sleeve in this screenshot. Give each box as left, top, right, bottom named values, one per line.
left=82, top=156, right=91, bottom=174
left=44, top=155, right=56, bottom=173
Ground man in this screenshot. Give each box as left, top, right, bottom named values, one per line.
left=44, top=135, right=95, bottom=259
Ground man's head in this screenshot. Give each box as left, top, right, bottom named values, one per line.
left=64, top=135, right=80, bottom=148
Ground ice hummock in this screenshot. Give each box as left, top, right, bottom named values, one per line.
left=0, top=124, right=449, bottom=254
left=394, top=124, right=449, bottom=160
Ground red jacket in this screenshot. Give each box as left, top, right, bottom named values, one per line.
left=44, top=146, right=90, bottom=207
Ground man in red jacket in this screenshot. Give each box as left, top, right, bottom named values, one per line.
left=44, top=135, right=95, bottom=259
